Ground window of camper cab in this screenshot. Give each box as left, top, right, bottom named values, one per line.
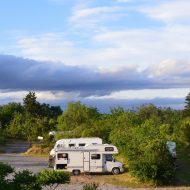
left=105, top=147, right=114, bottom=151
left=69, top=144, right=75, bottom=147
left=56, top=144, right=64, bottom=148
left=91, top=154, right=101, bottom=160
left=57, top=153, right=68, bottom=160
left=79, top=143, right=86, bottom=147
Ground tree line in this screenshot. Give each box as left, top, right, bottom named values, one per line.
left=0, top=91, right=190, bottom=184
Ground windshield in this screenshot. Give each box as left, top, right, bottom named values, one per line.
left=105, top=154, right=114, bottom=161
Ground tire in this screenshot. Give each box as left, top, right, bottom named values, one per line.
left=73, top=170, right=80, bottom=175
left=112, top=167, right=120, bottom=175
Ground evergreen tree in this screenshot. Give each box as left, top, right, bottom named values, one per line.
left=23, top=92, right=40, bottom=116
left=184, top=92, right=190, bottom=117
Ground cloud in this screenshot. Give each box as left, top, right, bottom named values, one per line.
left=149, top=59, right=190, bottom=77
left=141, top=0, right=190, bottom=24
left=0, top=55, right=190, bottom=98
left=10, top=24, right=190, bottom=71
left=93, top=26, right=190, bottom=68
left=69, top=4, right=125, bottom=29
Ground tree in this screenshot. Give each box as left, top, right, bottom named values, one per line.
left=120, top=120, right=175, bottom=185
left=184, top=92, right=190, bottom=117
left=0, top=103, right=23, bottom=129
left=23, top=92, right=40, bottom=116
left=57, top=102, right=99, bottom=131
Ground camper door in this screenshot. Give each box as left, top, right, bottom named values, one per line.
left=90, top=153, right=103, bottom=172
left=83, top=151, right=90, bottom=172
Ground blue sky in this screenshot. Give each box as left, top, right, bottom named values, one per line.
left=0, top=0, right=190, bottom=112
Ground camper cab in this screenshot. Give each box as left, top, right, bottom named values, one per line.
left=54, top=144, right=124, bottom=175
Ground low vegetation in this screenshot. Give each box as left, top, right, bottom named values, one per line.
left=82, top=183, right=99, bottom=190
left=0, top=162, right=70, bottom=190
left=0, top=91, right=190, bottom=185
left=23, top=144, right=50, bottom=157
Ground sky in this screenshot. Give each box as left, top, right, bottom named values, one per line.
left=0, top=0, right=190, bottom=112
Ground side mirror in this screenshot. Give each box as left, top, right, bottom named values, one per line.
left=113, top=158, right=116, bottom=162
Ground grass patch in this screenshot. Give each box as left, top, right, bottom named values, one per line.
left=95, top=173, right=153, bottom=188
left=23, top=144, right=50, bottom=158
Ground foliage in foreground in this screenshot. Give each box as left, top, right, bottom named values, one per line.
left=37, top=169, right=70, bottom=190
left=82, top=183, right=99, bottom=190
left=0, top=162, right=70, bottom=190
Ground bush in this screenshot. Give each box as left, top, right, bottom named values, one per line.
left=122, top=121, right=175, bottom=185
left=37, top=170, right=70, bottom=190
left=0, top=162, right=14, bottom=190
left=129, top=140, right=175, bottom=184
left=12, top=170, right=41, bottom=190
left=0, top=162, right=14, bottom=180
left=0, top=162, right=70, bottom=190
left=82, top=183, right=99, bottom=190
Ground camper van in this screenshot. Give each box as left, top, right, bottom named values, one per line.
left=54, top=144, right=124, bottom=175
left=49, top=137, right=103, bottom=167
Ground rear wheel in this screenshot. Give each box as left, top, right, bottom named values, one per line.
left=73, top=170, right=80, bottom=175
left=112, top=167, right=120, bottom=175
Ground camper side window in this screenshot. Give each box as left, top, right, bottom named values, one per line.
left=58, top=153, right=68, bottom=160
left=79, top=143, right=86, bottom=147
left=91, top=154, right=101, bottom=160
left=69, top=144, right=75, bottom=147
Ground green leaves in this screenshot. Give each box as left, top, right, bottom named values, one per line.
left=37, top=170, right=70, bottom=189
left=13, top=170, right=41, bottom=190
left=82, top=183, right=99, bottom=190
left=0, top=162, right=14, bottom=180
left=0, top=162, right=70, bottom=190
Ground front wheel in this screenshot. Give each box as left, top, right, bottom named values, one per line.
left=73, top=170, right=80, bottom=175
left=112, top=167, right=120, bottom=175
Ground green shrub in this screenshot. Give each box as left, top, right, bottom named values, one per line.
left=121, top=121, right=175, bottom=185
left=129, top=141, right=175, bottom=184
left=82, top=183, right=99, bottom=190
left=0, top=162, right=14, bottom=190
left=0, top=162, right=14, bottom=180
left=37, top=170, right=70, bottom=190
left=12, top=170, right=41, bottom=190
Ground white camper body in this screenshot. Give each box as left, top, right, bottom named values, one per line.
left=54, top=144, right=124, bottom=175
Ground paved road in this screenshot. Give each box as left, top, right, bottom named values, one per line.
left=0, top=153, right=48, bottom=173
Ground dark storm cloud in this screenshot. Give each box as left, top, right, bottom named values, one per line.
left=0, top=54, right=189, bottom=96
